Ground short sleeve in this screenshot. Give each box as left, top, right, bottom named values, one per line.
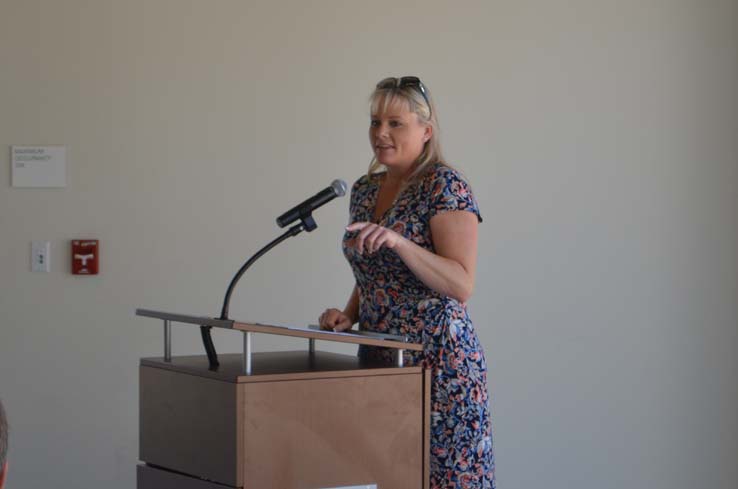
left=427, top=166, right=483, bottom=223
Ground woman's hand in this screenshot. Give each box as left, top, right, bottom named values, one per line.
left=346, top=222, right=406, bottom=254
left=348, top=212, right=478, bottom=303
left=318, top=308, right=354, bottom=332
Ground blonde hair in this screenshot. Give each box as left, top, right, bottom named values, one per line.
left=368, top=77, right=448, bottom=184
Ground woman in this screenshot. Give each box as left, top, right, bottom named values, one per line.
left=319, top=76, right=495, bottom=488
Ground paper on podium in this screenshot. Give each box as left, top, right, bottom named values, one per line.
left=305, top=324, right=407, bottom=342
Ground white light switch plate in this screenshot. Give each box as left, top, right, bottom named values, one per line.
left=31, top=241, right=50, bottom=272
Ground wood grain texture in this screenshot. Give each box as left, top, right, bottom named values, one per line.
left=139, top=354, right=430, bottom=488
left=240, top=374, right=424, bottom=488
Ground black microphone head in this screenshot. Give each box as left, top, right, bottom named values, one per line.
left=275, top=179, right=349, bottom=228
left=331, top=179, right=348, bottom=197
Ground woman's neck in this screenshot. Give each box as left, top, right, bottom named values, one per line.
left=384, top=162, right=416, bottom=185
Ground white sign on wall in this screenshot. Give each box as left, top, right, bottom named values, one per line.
left=11, top=145, right=67, bottom=188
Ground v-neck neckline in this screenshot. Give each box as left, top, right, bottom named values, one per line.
left=371, top=173, right=406, bottom=224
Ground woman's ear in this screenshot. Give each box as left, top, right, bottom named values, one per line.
left=423, top=124, right=433, bottom=143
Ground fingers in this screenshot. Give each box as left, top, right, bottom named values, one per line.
left=319, top=308, right=355, bottom=333
left=361, top=225, right=385, bottom=254
left=332, top=316, right=353, bottom=332
left=369, top=231, right=392, bottom=253
left=319, top=308, right=347, bottom=330
left=318, top=309, right=334, bottom=330
left=349, top=222, right=373, bottom=254
left=347, top=222, right=375, bottom=254
left=347, top=222, right=393, bottom=254
left=345, top=222, right=370, bottom=232
left=324, top=310, right=341, bottom=329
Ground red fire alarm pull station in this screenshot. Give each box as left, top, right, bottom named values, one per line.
left=72, top=239, right=99, bottom=275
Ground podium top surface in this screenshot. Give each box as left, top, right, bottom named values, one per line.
left=136, top=308, right=423, bottom=352
left=141, top=351, right=423, bottom=383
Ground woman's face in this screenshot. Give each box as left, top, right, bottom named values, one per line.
left=369, top=99, right=431, bottom=171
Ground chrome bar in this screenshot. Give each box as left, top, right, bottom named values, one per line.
left=243, top=332, right=252, bottom=375
left=163, top=320, right=172, bottom=362
left=396, top=349, right=404, bottom=367
left=136, top=308, right=234, bottom=329
left=309, top=338, right=315, bottom=354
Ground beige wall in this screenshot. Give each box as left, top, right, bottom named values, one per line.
left=1, top=0, right=736, bottom=488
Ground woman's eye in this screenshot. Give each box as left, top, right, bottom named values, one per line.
left=389, top=120, right=402, bottom=128
left=370, top=120, right=380, bottom=127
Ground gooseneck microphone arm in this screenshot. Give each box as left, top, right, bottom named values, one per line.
left=201, top=216, right=317, bottom=370
left=203, top=179, right=347, bottom=370
left=219, top=216, right=314, bottom=321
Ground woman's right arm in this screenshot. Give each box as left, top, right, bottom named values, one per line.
left=319, top=285, right=359, bottom=332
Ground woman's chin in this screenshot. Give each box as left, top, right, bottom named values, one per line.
left=376, top=156, right=399, bottom=167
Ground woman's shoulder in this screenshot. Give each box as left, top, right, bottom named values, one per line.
left=420, top=163, right=473, bottom=190
left=421, top=163, right=482, bottom=221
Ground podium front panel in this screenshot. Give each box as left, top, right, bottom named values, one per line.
left=139, top=351, right=429, bottom=489
left=140, top=366, right=240, bottom=486
left=241, top=373, right=423, bottom=488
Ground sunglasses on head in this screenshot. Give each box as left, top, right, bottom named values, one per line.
left=376, top=76, right=432, bottom=118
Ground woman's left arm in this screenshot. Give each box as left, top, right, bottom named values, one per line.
left=346, top=210, right=478, bottom=303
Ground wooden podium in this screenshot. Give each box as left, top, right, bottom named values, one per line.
left=136, top=309, right=430, bottom=489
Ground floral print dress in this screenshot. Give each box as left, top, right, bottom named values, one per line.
left=343, top=163, right=496, bottom=488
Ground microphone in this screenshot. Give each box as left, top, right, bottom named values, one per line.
left=276, top=179, right=348, bottom=228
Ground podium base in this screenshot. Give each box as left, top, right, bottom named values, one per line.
left=138, top=465, right=234, bottom=489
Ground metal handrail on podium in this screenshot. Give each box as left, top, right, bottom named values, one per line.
left=136, top=308, right=422, bottom=375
